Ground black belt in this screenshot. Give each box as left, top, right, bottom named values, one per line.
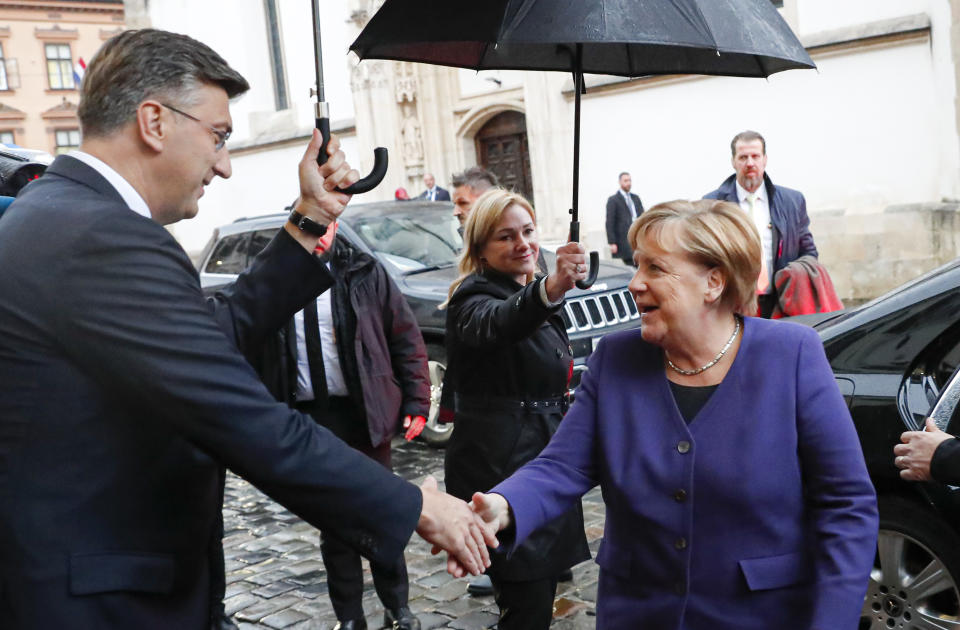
left=454, top=393, right=569, bottom=413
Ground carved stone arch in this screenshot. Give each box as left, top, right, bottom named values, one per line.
left=455, top=100, right=525, bottom=140
left=457, top=101, right=533, bottom=203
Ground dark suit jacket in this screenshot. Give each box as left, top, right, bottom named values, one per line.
left=605, top=190, right=643, bottom=262
left=417, top=186, right=450, bottom=201
left=0, top=156, right=421, bottom=629
left=704, top=173, right=818, bottom=275
left=493, top=318, right=877, bottom=629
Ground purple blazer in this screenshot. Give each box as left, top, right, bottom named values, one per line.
left=492, top=317, right=877, bottom=629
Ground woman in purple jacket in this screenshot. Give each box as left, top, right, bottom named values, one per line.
left=470, top=199, right=878, bottom=629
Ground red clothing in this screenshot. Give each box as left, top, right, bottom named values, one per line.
left=770, top=255, right=844, bottom=318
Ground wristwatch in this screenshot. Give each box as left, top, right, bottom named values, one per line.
left=288, top=210, right=328, bottom=237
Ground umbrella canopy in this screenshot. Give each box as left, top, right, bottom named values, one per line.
left=350, top=0, right=814, bottom=288
left=350, top=0, right=814, bottom=78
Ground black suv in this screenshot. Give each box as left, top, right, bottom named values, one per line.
left=198, top=200, right=642, bottom=445
left=802, top=258, right=960, bottom=628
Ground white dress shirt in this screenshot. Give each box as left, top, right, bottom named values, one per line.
left=735, top=180, right=774, bottom=293
left=294, top=271, right=349, bottom=401
left=620, top=189, right=637, bottom=216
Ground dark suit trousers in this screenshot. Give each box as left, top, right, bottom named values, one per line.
left=296, top=396, right=408, bottom=620
left=491, top=574, right=559, bottom=630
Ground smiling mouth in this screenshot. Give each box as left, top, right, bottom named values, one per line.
left=640, top=305, right=658, bottom=314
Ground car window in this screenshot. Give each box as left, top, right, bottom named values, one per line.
left=901, top=325, right=960, bottom=429
left=248, top=229, right=280, bottom=262
left=935, top=340, right=960, bottom=391
left=204, top=233, right=248, bottom=274
left=348, top=212, right=461, bottom=269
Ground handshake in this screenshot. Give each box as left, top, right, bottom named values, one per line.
left=416, top=477, right=513, bottom=577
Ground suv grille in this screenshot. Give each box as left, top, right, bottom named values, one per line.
left=560, top=289, right=639, bottom=333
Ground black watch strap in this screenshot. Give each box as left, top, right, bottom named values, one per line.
left=288, top=210, right=328, bottom=237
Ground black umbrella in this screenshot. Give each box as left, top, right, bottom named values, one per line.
left=350, top=0, right=814, bottom=288
left=310, top=0, right=387, bottom=196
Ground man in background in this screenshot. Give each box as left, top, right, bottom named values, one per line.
left=605, top=171, right=643, bottom=266
left=704, top=130, right=818, bottom=318
left=450, top=166, right=498, bottom=228
left=257, top=228, right=430, bottom=630
left=417, top=172, right=450, bottom=201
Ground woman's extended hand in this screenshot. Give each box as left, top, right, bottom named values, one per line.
left=470, top=492, right=513, bottom=532
left=544, top=242, right=587, bottom=303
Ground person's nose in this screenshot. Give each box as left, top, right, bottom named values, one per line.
left=516, top=233, right=533, bottom=252
left=213, top=148, right=232, bottom=179
left=628, top=270, right=646, bottom=295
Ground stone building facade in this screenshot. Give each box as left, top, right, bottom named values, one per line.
left=127, top=0, right=960, bottom=304
left=0, top=0, right=124, bottom=155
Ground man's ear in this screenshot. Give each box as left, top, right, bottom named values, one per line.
left=136, top=101, right=166, bottom=152
left=705, top=267, right=726, bottom=304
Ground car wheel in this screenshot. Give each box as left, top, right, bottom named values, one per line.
left=420, top=343, right=452, bottom=448
left=860, top=495, right=960, bottom=629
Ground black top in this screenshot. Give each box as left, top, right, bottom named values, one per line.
left=669, top=381, right=720, bottom=424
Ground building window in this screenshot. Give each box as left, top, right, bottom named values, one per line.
left=263, top=0, right=289, bottom=110
left=0, top=130, right=13, bottom=146
left=45, top=43, right=75, bottom=90
left=0, top=43, right=8, bottom=91
left=55, top=129, right=79, bottom=154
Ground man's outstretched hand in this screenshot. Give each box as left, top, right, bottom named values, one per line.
left=416, top=476, right=498, bottom=577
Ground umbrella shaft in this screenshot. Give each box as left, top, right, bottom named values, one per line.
left=311, top=0, right=325, bottom=102
left=572, top=70, right=581, bottom=222
left=571, top=44, right=583, bottom=224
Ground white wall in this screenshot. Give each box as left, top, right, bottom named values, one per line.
left=570, top=11, right=959, bottom=252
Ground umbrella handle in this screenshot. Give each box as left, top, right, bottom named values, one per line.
left=569, top=220, right=599, bottom=290
left=316, top=116, right=388, bottom=195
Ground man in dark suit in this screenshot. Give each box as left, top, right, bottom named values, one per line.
left=605, top=172, right=643, bottom=266
left=416, top=173, right=450, bottom=201
left=703, top=130, right=818, bottom=318
left=258, top=232, right=429, bottom=630
left=0, top=29, right=493, bottom=630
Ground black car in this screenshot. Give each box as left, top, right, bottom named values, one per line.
left=197, top=200, right=642, bottom=446
left=805, top=258, right=960, bottom=628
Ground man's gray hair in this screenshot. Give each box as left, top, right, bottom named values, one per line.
left=730, top=130, right=766, bottom=156
left=451, top=166, right=498, bottom=193
left=78, top=29, right=249, bottom=138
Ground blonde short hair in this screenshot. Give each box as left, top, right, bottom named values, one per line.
left=443, top=188, right=536, bottom=306
left=628, top=199, right=761, bottom=315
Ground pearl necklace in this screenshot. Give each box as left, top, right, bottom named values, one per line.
left=665, top=315, right=741, bottom=376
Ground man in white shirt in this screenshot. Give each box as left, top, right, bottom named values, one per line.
left=417, top=172, right=450, bottom=201
left=704, top=130, right=819, bottom=317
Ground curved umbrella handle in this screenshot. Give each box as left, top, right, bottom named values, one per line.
left=569, top=220, right=599, bottom=290
left=316, top=116, right=388, bottom=195
left=576, top=251, right=600, bottom=290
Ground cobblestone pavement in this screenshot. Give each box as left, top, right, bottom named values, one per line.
left=223, top=437, right=605, bottom=630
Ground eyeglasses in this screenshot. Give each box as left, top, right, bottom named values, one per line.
left=161, top=103, right=231, bottom=151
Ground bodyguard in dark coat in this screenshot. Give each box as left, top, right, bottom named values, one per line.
left=443, top=189, right=590, bottom=630
left=258, top=237, right=430, bottom=448
left=703, top=130, right=818, bottom=318
left=257, top=235, right=429, bottom=629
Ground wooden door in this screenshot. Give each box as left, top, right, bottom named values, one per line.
left=476, top=111, right=533, bottom=204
